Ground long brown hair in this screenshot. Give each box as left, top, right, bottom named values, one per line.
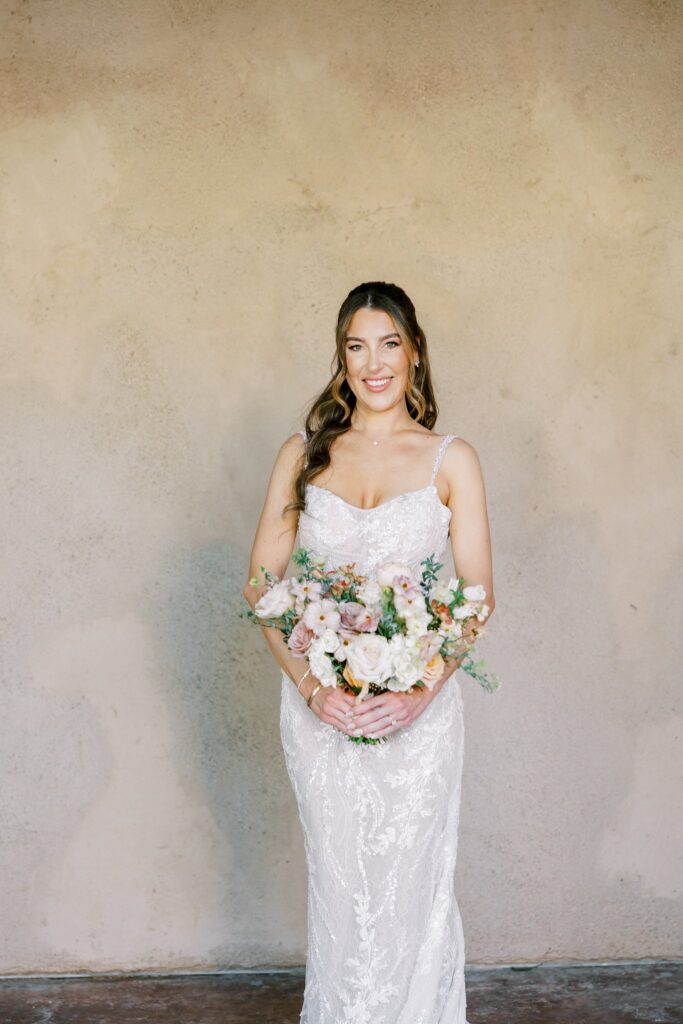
left=286, top=281, right=439, bottom=515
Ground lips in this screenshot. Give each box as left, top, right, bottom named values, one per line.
left=364, top=377, right=393, bottom=392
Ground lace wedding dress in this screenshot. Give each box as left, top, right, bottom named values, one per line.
left=280, top=432, right=470, bottom=1024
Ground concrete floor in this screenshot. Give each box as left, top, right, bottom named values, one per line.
left=0, top=962, right=681, bottom=1024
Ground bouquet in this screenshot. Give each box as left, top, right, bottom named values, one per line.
left=241, top=547, right=500, bottom=744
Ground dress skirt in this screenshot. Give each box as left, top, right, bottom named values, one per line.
left=280, top=671, right=469, bottom=1024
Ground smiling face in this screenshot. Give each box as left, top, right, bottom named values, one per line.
left=343, top=307, right=415, bottom=411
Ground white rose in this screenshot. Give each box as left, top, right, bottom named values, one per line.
left=346, top=633, right=392, bottom=685
left=308, top=639, right=339, bottom=688
left=376, top=562, right=413, bottom=587
left=463, top=584, right=487, bottom=602
left=320, top=627, right=341, bottom=654
left=254, top=580, right=295, bottom=618
left=356, top=580, right=383, bottom=608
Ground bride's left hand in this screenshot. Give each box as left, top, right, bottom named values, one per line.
left=346, top=684, right=436, bottom=740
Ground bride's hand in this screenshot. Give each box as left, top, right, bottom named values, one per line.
left=306, top=678, right=358, bottom=736
left=346, top=685, right=433, bottom=740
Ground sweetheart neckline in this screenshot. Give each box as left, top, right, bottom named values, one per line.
left=306, top=482, right=452, bottom=516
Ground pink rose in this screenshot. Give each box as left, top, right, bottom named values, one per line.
left=340, top=602, right=364, bottom=628
left=350, top=606, right=381, bottom=633
left=339, top=602, right=380, bottom=635
left=288, top=621, right=316, bottom=657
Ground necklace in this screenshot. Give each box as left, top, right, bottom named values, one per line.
left=352, top=429, right=382, bottom=446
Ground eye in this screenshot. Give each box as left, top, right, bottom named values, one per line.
left=385, top=340, right=400, bottom=348
left=347, top=344, right=362, bottom=352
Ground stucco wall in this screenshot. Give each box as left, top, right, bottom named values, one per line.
left=1, top=0, right=681, bottom=974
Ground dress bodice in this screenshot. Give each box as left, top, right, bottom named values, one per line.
left=297, top=432, right=458, bottom=579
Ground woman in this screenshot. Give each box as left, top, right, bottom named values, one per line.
left=243, top=280, right=495, bottom=1023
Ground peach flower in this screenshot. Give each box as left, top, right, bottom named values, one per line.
left=420, top=652, right=445, bottom=690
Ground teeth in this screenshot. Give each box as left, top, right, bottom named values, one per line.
left=366, top=378, right=391, bottom=386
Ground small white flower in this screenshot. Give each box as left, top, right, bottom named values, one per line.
left=394, top=589, right=428, bottom=621
left=291, top=578, right=323, bottom=614
left=307, top=639, right=339, bottom=687
left=405, top=612, right=432, bottom=636
left=430, top=581, right=453, bottom=605
left=445, top=620, right=464, bottom=640
left=463, top=584, right=487, bottom=602
left=387, top=634, right=423, bottom=690
left=453, top=603, right=478, bottom=620
left=303, top=599, right=342, bottom=636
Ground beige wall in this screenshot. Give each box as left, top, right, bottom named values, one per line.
left=1, top=0, right=681, bottom=974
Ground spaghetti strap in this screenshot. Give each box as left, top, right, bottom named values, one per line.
left=298, top=429, right=308, bottom=441
left=430, top=433, right=459, bottom=485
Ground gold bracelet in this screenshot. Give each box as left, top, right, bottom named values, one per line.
left=306, top=681, right=323, bottom=708
left=296, top=666, right=312, bottom=693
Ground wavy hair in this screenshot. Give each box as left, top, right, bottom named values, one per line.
left=285, top=281, right=439, bottom=515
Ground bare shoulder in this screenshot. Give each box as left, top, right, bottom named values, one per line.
left=280, top=430, right=307, bottom=458
left=440, top=436, right=486, bottom=498
left=443, top=435, right=482, bottom=467
left=269, top=431, right=306, bottom=485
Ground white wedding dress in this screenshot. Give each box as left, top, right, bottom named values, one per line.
left=280, top=432, right=470, bottom=1024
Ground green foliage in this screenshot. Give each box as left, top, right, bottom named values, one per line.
left=419, top=555, right=443, bottom=592
left=459, top=651, right=502, bottom=693
left=377, top=587, right=402, bottom=638
left=291, top=546, right=313, bottom=570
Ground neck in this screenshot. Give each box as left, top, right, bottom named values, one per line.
left=350, top=403, right=415, bottom=439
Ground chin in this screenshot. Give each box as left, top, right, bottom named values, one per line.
left=351, top=380, right=406, bottom=406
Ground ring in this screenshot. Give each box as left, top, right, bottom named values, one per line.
left=390, top=716, right=398, bottom=726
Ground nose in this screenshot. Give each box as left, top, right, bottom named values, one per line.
left=366, top=347, right=382, bottom=373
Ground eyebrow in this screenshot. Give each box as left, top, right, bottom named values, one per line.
left=345, top=332, right=400, bottom=342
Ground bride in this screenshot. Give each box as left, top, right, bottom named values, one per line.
left=243, top=281, right=495, bottom=1023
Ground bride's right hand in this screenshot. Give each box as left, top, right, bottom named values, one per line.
left=305, top=678, right=358, bottom=736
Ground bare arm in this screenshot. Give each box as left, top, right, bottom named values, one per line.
left=242, top=433, right=356, bottom=731
left=425, top=436, right=496, bottom=694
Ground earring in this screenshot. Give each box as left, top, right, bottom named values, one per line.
left=415, top=360, right=420, bottom=368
